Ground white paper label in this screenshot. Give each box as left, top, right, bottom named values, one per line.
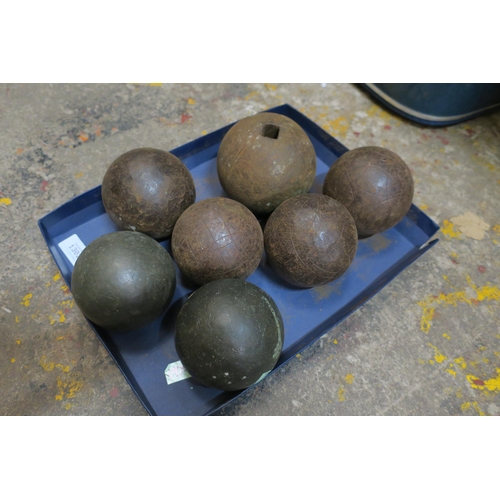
left=165, top=361, right=191, bottom=385
left=58, top=234, right=86, bottom=266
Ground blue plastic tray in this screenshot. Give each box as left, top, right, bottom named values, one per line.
left=38, top=104, right=440, bottom=416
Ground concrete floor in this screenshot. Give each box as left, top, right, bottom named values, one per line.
left=1, top=83, right=499, bottom=416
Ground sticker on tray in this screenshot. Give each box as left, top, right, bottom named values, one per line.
left=58, top=234, right=86, bottom=266
left=165, top=361, right=191, bottom=385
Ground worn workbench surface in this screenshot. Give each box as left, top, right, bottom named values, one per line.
left=1, top=83, right=499, bottom=416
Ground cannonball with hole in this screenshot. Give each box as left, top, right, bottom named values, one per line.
left=264, top=193, right=358, bottom=288
left=217, top=112, right=316, bottom=215
left=171, top=197, right=264, bottom=286
left=175, top=278, right=284, bottom=391
left=102, top=147, right=196, bottom=240
left=323, top=146, right=414, bottom=236
left=71, top=231, right=176, bottom=331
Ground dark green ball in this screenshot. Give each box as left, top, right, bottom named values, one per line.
left=71, top=231, right=176, bottom=331
left=175, top=279, right=284, bottom=391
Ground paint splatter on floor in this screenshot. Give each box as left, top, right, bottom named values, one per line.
left=449, top=212, right=490, bottom=240
left=466, top=368, right=500, bottom=392
left=417, top=276, right=500, bottom=333
left=55, top=378, right=84, bottom=400
left=337, top=385, right=345, bottom=402
left=39, top=356, right=70, bottom=373
left=427, top=343, right=447, bottom=363
left=441, top=220, right=462, bottom=239
left=20, top=293, right=32, bottom=306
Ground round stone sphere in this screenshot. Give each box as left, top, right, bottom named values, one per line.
left=71, top=231, right=176, bottom=331
left=323, top=146, right=414, bottom=236
left=217, top=112, right=316, bottom=215
left=264, top=193, right=358, bottom=288
left=175, top=278, right=284, bottom=391
left=171, top=197, right=264, bottom=286
left=102, top=147, right=196, bottom=240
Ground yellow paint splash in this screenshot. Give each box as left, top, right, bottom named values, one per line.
left=333, top=339, right=338, bottom=344
left=419, top=204, right=429, bottom=210
left=39, top=356, right=70, bottom=373
left=366, top=104, right=395, bottom=122
left=441, top=220, right=462, bottom=239
left=20, top=293, right=32, bottom=306
left=0, top=197, right=12, bottom=206
left=443, top=333, right=450, bottom=339
left=74, top=172, right=84, bottom=178
left=326, top=116, right=349, bottom=136
left=40, top=357, right=55, bottom=371
left=417, top=276, right=500, bottom=333
left=149, top=83, right=162, bottom=87
left=201, top=130, right=207, bottom=135
left=472, top=402, right=486, bottom=415
left=344, top=373, right=354, bottom=385
left=11, top=358, right=15, bottom=363
left=53, top=272, right=61, bottom=282
left=55, top=378, right=84, bottom=401
left=187, top=98, right=196, bottom=105
left=15, top=316, right=20, bottom=323
left=454, top=357, right=467, bottom=369
left=244, top=91, right=258, bottom=100
left=65, top=403, right=72, bottom=410
left=461, top=401, right=486, bottom=415
left=493, top=224, right=500, bottom=235
left=427, top=343, right=447, bottom=363
left=16, top=340, right=21, bottom=345
left=466, top=368, right=500, bottom=392
left=466, top=275, right=500, bottom=302
left=264, top=83, right=277, bottom=91
left=338, top=385, right=345, bottom=402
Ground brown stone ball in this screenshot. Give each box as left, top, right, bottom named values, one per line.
left=102, top=147, right=196, bottom=240
left=264, top=193, right=358, bottom=288
left=217, top=112, right=316, bottom=215
left=323, top=146, right=414, bottom=236
left=171, top=197, right=264, bottom=285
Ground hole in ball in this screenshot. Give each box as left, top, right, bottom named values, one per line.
left=262, top=124, right=280, bottom=140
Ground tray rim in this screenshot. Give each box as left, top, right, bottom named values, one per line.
left=38, top=103, right=441, bottom=416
